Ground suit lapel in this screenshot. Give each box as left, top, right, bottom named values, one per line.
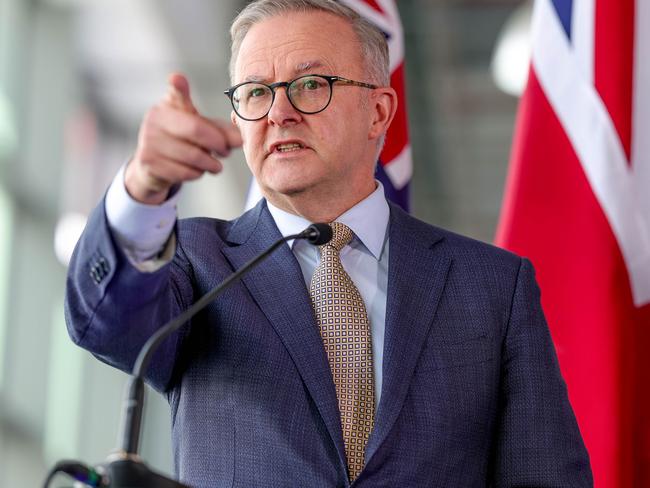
left=365, top=204, right=451, bottom=464
left=221, top=202, right=348, bottom=473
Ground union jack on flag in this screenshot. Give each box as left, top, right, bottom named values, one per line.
left=496, top=0, right=650, bottom=486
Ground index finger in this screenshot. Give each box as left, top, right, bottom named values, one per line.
left=165, top=72, right=198, bottom=114
left=154, top=107, right=238, bottom=157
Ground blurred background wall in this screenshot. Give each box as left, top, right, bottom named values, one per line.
left=0, top=0, right=530, bottom=485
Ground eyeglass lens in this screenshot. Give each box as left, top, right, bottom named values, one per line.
left=232, top=75, right=332, bottom=120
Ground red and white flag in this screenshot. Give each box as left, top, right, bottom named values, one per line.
left=496, top=0, right=650, bottom=486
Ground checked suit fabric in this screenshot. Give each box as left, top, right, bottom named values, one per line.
left=309, top=221, right=375, bottom=481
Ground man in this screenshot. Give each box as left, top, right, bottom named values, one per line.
left=65, top=0, right=593, bottom=486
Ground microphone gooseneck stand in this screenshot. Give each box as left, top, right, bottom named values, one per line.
left=44, top=223, right=333, bottom=488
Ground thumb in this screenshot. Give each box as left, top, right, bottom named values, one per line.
left=165, top=72, right=198, bottom=114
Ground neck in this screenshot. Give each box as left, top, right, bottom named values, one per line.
left=264, top=180, right=377, bottom=222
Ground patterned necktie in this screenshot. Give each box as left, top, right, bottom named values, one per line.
left=309, top=221, right=375, bottom=481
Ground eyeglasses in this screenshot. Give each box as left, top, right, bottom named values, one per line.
left=224, top=74, right=378, bottom=121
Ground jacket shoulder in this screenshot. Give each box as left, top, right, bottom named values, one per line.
left=390, top=203, right=524, bottom=273
left=175, top=199, right=268, bottom=250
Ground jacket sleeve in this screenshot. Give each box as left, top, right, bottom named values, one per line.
left=491, top=258, right=593, bottom=487
left=64, top=198, right=195, bottom=392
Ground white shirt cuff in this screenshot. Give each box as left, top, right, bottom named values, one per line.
left=105, top=164, right=180, bottom=267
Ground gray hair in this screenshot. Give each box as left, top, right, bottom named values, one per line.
left=229, top=0, right=389, bottom=86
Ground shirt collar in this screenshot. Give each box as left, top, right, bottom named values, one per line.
left=266, top=181, right=389, bottom=260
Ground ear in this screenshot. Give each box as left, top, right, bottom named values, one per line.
left=368, top=86, right=398, bottom=141
left=231, top=110, right=238, bottom=126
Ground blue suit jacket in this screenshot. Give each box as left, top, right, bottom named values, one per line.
left=65, top=199, right=592, bottom=487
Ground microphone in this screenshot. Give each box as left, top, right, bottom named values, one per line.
left=302, top=222, right=333, bottom=245
left=45, top=223, right=332, bottom=488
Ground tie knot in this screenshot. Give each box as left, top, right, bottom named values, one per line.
left=323, top=222, right=353, bottom=252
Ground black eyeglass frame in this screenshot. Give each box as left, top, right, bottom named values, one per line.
left=224, top=74, right=378, bottom=121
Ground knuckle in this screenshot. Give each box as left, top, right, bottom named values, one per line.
left=143, top=106, right=160, bottom=125
left=136, top=157, right=156, bottom=175
left=186, top=118, right=203, bottom=139
left=187, top=146, right=204, bottom=164
left=134, top=148, right=162, bottom=173
left=133, top=147, right=152, bottom=167
left=139, top=110, right=162, bottom=141
left=182, top=167, right=202, bottom=181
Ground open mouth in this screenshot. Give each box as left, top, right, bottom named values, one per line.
left=275, top=142, right=305, bottom=153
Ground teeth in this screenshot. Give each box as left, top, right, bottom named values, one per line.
left=276, top=143, right=303, bottom=152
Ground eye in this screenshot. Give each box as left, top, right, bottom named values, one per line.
left=297, top=77, right=326, bottom=91
left=247, top=86, right=268, bottom=99
left=302, top=79, right=319, bottom=90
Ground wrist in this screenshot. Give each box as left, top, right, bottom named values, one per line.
left=124, top=162, right=171, bottom=205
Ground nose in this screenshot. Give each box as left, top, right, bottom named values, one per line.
left=267, top=86, right=302, bottom=126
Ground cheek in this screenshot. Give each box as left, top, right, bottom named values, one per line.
left=327, top=120, right=364, bottom=153
left=240, top=126, right=263, bottom=157
left=242, top=145, right=262, bottom=177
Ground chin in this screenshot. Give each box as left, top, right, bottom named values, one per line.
left=266, top=180, right=331, bottom=204
left=265, top=183, right=310, bottom=198
left=261, top=173, right=320, bottom=197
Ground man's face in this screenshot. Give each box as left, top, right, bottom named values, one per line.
left=232, top=11, right=385, bottom=209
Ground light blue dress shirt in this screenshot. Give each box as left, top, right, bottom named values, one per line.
left=105, top=169, right=390, bottom=408
left=266, top=185, right=390, bottom=408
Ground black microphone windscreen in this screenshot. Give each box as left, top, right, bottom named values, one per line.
left=305, top=223, right=333, bottom=245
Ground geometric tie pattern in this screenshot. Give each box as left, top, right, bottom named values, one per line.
left=309, top=222, right=375, bottom=481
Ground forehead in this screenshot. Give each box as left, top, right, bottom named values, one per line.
left=234, top=10, right=363, bottom=82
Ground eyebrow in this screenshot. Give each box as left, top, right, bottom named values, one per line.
left=243, top=75, right=267, bottom=83
left=243, top=61, right=327, bottom=83
left=294, top=60, right=325, bottom=73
